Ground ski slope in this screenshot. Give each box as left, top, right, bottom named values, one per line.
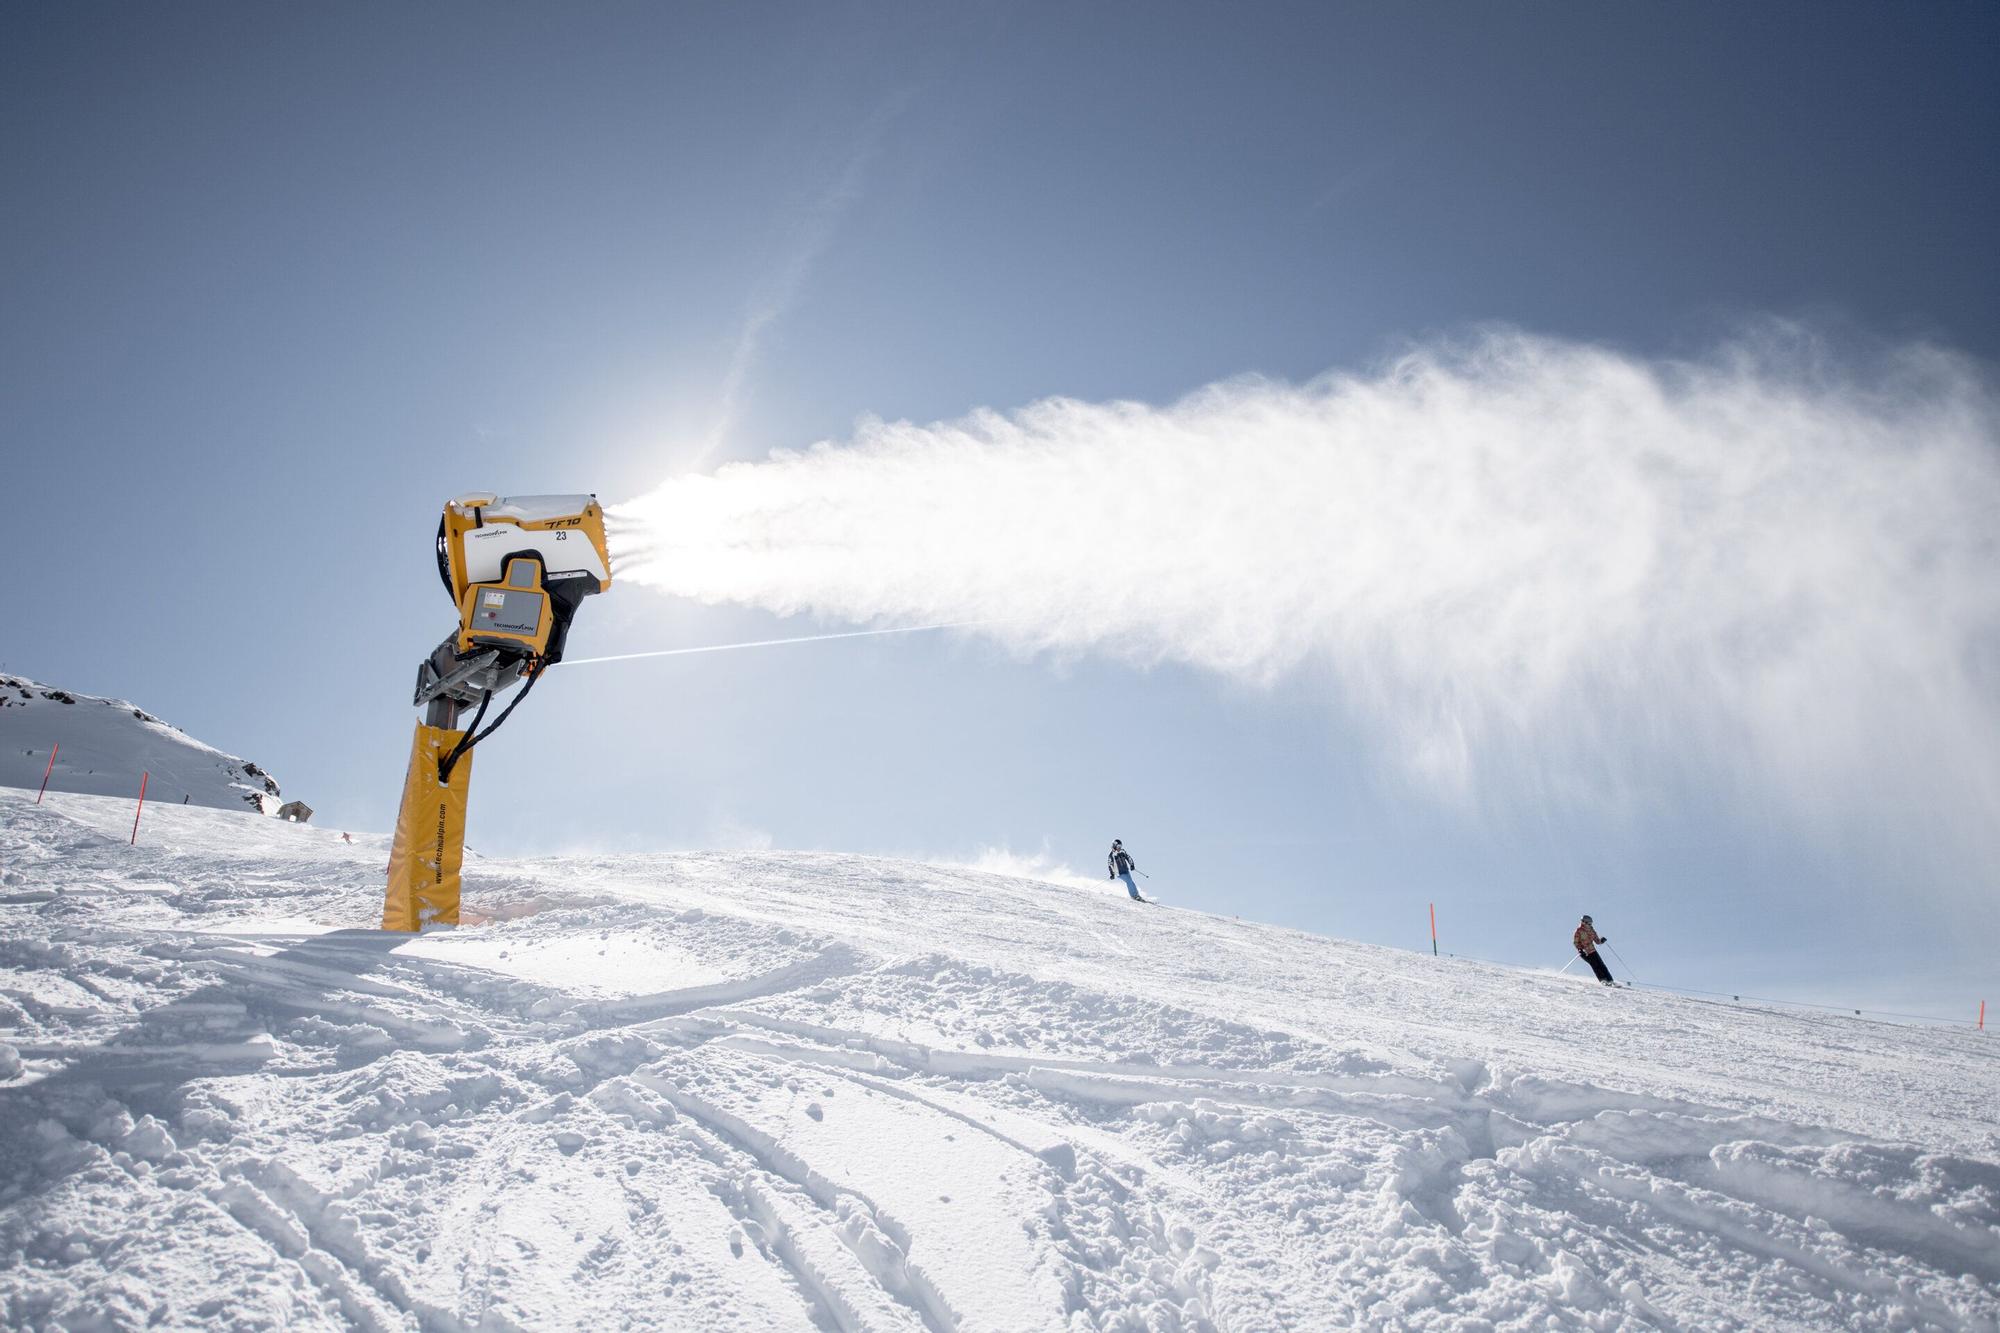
left=2, top=790, right=1996, bottom=1331
left=0, top=675, right=281, bottom=815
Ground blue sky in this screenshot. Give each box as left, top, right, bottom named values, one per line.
left=4, top=3, right=1996, bottom=1015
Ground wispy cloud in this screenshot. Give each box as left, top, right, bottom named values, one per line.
left=1309, top=131, right=1427, bottom=213
left=694, top=93, right=912, bottom=469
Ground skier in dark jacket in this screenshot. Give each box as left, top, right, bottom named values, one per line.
left=1107, top=840, right=1142, bottom=900
left=1574, top=915, right=1615, bottom=985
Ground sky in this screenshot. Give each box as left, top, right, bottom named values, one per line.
left=3, top=2, right=1997, bottom=1016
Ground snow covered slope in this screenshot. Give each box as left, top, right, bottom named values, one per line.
left=2, top=790, right=1996, bottom=1331
left=0, top=675, right=280, bottom=814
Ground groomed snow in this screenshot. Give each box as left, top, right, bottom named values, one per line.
left=3, top=789, right=1996, bottom=1331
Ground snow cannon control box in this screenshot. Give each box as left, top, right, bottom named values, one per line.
left=437, top=493, right=612, bottom=666
left=462, top=558, right=556, bottom=656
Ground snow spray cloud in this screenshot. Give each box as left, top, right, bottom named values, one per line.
left=611, top=329, right=2000, bottom=889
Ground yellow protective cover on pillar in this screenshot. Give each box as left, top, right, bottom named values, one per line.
left=382, top=724, right=472, bottom=931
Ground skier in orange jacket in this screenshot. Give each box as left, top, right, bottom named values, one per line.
left=1574, top=915, right=1615, bottom=985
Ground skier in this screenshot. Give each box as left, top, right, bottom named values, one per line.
left=1107, top=839, right=1143, bottom=900
left=1573, top=914, right=1615, bottom=985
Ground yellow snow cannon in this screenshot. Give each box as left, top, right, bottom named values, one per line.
left=383, top=493, right=612, bottom=932
left=437, top=493, right=613, bottom=662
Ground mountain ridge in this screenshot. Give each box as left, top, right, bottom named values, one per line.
left=0, top=673, right=281, bottom=814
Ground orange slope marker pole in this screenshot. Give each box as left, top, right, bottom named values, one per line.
left=35, top=744, right=58, bottom=803
left=130, top=771, right=149, bottom=845
left=1980, top=1000, right=1986, bottom=1032
left=1430, top=902, right=1438, bottom=957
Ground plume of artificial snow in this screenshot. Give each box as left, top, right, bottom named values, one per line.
left=612, top=328, right=2000, bottom=890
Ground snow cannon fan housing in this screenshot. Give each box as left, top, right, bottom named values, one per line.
left=436, top=493, right=612, bottom=666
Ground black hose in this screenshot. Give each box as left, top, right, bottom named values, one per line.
left=435, top=689, right=493, bottom=784
left=436, top=662, right=544, bottom=784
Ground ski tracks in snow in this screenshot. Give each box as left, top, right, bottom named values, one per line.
left=2, top=792, right=1999, bottom=1331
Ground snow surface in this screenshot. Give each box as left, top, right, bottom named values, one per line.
left=3, top=789, right=1997, bottom=1331
left=0, top=675, right=280, bottom=815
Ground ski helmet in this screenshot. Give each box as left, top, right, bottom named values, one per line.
left=1581, top=914, right=1593, bottom=923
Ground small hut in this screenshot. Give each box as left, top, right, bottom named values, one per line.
left=277, top=800, right=314, bottom=824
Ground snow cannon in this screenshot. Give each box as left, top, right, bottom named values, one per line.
left=383, top=493, right=612, bottom=931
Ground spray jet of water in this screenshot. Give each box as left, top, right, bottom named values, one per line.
left=609, top=327, right=2000, bottom=894
left=557, top=619, right=996, bottom=667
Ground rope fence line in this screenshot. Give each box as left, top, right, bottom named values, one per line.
left=1622, top=979, right=1973, bottom=1029
left=1434, top=948, right=1979, bottom=1029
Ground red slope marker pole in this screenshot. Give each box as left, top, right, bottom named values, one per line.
left=1980, top=1000, right=1986, bottom=1032
left=1430, top=902, right=1438, bottom=957
left=130, top=771, right=149, bottom=845
left=36, top=743, right=58, bottom=803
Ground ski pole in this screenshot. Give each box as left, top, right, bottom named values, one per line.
left=1556, top=955, right=1579, bottom=976
left=1604, top=942, right=1636, bottom=983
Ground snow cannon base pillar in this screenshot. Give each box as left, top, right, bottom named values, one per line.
left=382, top=723, right=472, bottom=931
